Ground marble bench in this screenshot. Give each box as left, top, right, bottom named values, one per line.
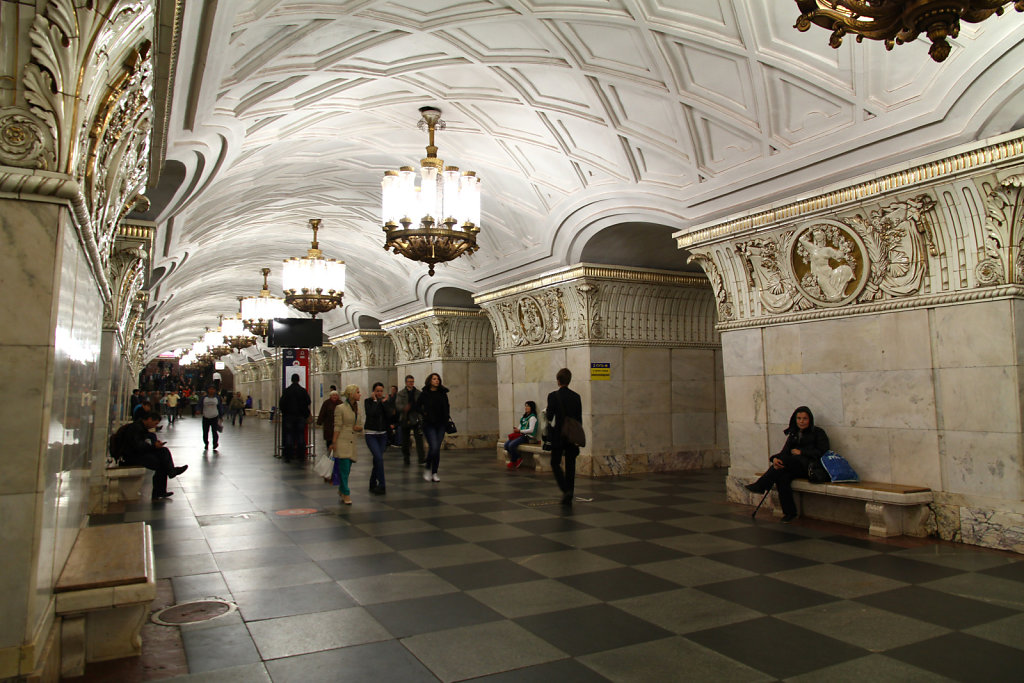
left=495, top=440, right=548, bottom=471
left=790, top=480, right=933, bottom=537
left=105, top=466, right=148, bottom=502
left=54, top=522, right=156, bottom=677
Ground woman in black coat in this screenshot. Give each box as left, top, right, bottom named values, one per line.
left=415, top=372, right=450, bottom=482
left=745, top=405, right=829, bottom=523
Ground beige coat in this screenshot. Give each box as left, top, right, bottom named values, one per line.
left=331, top=400, right=361, bottom=461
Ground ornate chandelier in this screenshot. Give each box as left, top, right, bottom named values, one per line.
left=282, top=219, right=346, bottom=316
left=204, top=327, right=233, bottom=359
left=241, top=268, right=290, bottom=337
left=191, top=339, right=214, bottom=364
left=794, top=1, right=1023, bottom=63
left=381, top=106, right=481, bottom=276
left=222, top=299, right=257, bottom=350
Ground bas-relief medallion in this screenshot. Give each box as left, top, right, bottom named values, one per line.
left=734, top=195, right=934, bottom=318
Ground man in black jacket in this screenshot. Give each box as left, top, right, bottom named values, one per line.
left=395, top=375, right=425, bottom=466
left=545, top=367, right=583, bottom=505
left=279, top=373, right=311, bottom=462
left=113, top=411, right=187, bottom=501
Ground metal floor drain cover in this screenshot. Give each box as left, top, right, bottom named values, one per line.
left=152, top=599, right=236, bottom=625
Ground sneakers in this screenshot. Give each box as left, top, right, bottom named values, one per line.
left=423, top=470, right=432, bottom=482
left=431, top=473, right=440, bottom=482
left=506, top=461, right=515, bottom=469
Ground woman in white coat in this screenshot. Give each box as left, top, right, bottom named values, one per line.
left=331, top=384, right=363, bottom=504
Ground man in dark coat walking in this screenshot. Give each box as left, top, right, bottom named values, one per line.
left=545, top=367, right=583, bottom=505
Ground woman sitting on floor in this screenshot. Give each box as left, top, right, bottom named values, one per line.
left=745, top=405, right=829, bottom=523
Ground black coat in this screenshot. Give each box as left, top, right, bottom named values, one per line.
left=774, top=426, right=830, bottom=471
left=279, top=382, right=311, bottom=418
left=416, top=386, right=450, bottom=427
left=544, top=386, right=582, bottom=445
left=363, top=397, right=395, bottom=432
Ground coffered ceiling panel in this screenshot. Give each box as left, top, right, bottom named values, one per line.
left=146, top=0, right=1024, bottom=356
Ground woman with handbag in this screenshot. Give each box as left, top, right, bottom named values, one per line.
left=416, top=372, right=450, bottom=482
left=330, top=385, right=363, bottom=505
left=744, top=405, right=830, bottom=523
left=504, top=401, right=539, bottom=470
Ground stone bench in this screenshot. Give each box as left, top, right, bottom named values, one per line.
left=790, top=480, right=933, bottom=537
left=54, top=522, right=156, bottom=677
left=105, top=466, right=148, bottom=502
left=495, top=440, right=547, bottom=471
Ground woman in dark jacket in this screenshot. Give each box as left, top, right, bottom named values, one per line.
left=745, top=405, right=829, bottom=523
left=416, top=372, right=450, bottom=482
left=364, top=382, right=394, bottom=494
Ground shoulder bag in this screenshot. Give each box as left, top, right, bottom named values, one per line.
left=556, top=392, right=586, bottom=447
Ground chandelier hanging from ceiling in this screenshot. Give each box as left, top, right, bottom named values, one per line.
left=282, top=219, right=346, bottom=316
left=794, top=0, right=1023, bottom=63
left=381, top=106, right=481, bottom=276
left=204, top=327, right=233, bottom=359
left=222, top=299, right=257, bottom=350
left=241, top=268, right=291, bottom=337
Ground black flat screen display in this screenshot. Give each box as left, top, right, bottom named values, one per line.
left=268, top=318, right=323, bottom=348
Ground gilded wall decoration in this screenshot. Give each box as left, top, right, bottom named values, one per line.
left=791, top=223, right=866, bottom=307
left=384, top=310, right=493, bottom=363
left=330, top=331, right=395, bottom=370
left=104, top=247, right=148, bottom=333
left=980, top=174, right=1024, bottom=286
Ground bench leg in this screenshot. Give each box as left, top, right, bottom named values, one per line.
left=865, top=502, right=901, bottom=537
left=60, top=614, right=86, bottom=678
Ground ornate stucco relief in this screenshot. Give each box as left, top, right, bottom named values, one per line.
left=0, top=0, right=156, bottom=303
left=383, top=309, right=494, bottom=363
left=331, top=331, right=396, bottom=370
left=678, top=141, right=1024, bottom=328
left=475, top=266, right=717, bottom=353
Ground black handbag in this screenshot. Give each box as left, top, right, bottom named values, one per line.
left=808, top=457, right=830, bottom=483
left=555, top=393, right=586, bottom=447
left=444, top=417, right=457, bottom=434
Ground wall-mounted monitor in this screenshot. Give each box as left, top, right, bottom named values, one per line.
left=268, top=318, right=323, bottom=348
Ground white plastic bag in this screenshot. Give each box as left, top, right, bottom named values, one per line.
left=313, top=449, right=335, bottom=480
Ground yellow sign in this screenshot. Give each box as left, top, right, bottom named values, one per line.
left=590, top=362, right=611, bottom=380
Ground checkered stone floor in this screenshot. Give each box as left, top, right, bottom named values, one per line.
left=89, top=417, right=1024, bottom=682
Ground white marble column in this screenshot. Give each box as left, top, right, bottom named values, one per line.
left=476, top=265, right=727, bottom=476
left=678, top=132, right=1024, bottom=553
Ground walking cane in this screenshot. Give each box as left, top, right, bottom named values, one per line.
left=751, top=489, right=770, bottom=519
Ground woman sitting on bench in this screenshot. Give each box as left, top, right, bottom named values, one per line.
left=745, top=405, right=829, bottom=523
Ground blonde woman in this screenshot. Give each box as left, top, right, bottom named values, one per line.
left=331, top=384, right=363, bottom=505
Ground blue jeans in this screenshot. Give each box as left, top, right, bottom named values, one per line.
left=504, top=435, right=531, bottom=461
left=423, top=423, right=445, bottom=474
left=365, top=433, right=388, bottom=490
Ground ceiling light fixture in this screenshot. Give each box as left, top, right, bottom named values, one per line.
left=381, top=106, right=481, bottom=276
left=241, top=268, right=291, bottom=337
left=282, top=219, right=346, bottom=316
left=794, top=0, right=1023, bottom=63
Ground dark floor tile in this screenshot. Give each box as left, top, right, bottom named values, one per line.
left=264, top=640, right=437, bottom=683
left=980, top=561, right=1024, bottom=584
left=626, top=506, right=698, bottom=521
left=586, top=541, right=689, bottom=565
left=558, top=567, right=679, bottom=601
left=378, top=529, right=464, bottom=551
left=515, top=603, right=672, bottom=657
left=466, top=657, right=611, bottom=682
left=607, top=521, right=689, bottom=540
left=886, top=631, right=1024, bottom=682
left=214, top=544, right=309, bottom=571
left=180, top=620, right=261, bottom=673
left=710, top=525, right=805, bottom=547
left=317, top=552, right=421, bottom=580
left=821, top=535, right=902, bottom=553
left=696, top=575, right=837, bottom=614
left=478, top=535, right=574, bottom=558
left=686, top=616, right=866, bottom=679
left=633, top=495, right=704, bottom=507
left=286, top=525, right=368, bottom=544
left=420, top=513, right=494, bottom=529
left=855, top=586, right=1018, bottom=630
left=705, top=546, right=816, bottom=574
left=515, top=517, right=591, bottom=535
left=233, top=581, right=355, bottom=621
left=459, top=500, right=528, bottom=513
left=366, top=592, right=502, bottom=638
left=433, top=560, right=546, bottom=590
left=837, top=554, right=965, bottom=584
left=343, top=509, right=414, bottom=524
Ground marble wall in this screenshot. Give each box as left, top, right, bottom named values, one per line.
left=0, top=200, right=101, bottom=666
left=722, top=301, right=1024, bottom=551
left=399, top=360, right=499, bottom=449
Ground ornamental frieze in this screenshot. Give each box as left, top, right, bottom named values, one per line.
left=383, top=309, right=493, bottom=363
left=676, top=134, right=1024, bottom=327
left=475, top=265, right=717, bottom=353
left=331, top=331, right=396, bottom=370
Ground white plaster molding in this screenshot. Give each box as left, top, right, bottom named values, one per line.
left=383, top=309, right=494, bottom=363
left=331, top=330, right=396, bottom=370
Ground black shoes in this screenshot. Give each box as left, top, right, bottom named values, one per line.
left=170, top=465, right=188, bottom=478
left=561, top=492, right=573, bottom=506
left=781, top=513, right=798, bottom=523
left=745, top=483, right=766, bottom=494
left=151, top=491, right=174, bottom=501
left=369, top=487, right=386, bottom=495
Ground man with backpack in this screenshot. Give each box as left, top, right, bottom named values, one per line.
left=110, top=411, right=187, bottom=501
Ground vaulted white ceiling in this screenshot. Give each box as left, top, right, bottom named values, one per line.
left=146, top=0, right=1024, bottom=357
